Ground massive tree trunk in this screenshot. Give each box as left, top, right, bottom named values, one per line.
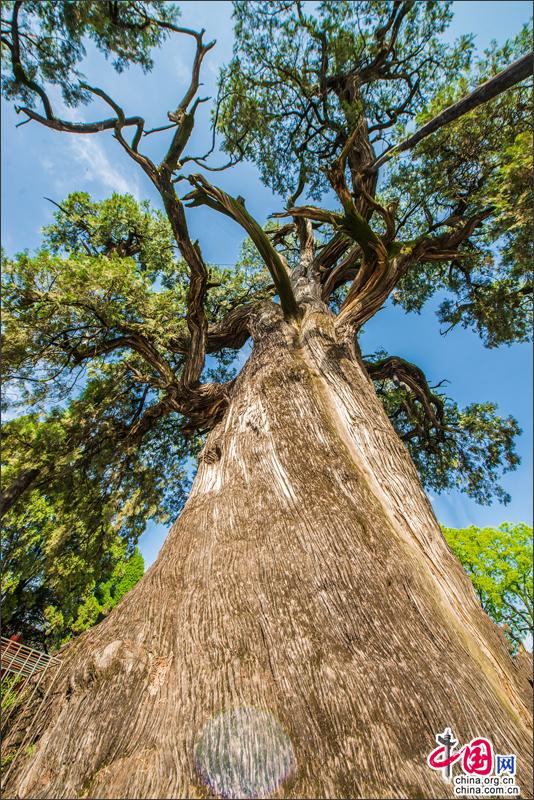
left=5, top=305, right=532, bottom=799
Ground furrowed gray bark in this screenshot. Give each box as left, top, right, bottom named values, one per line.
left=4, top=305, right=532, bottom=800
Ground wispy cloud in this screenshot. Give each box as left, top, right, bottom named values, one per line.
left=174, top=54, right=195, bottom=83
left=68, top=136, right=139, bottom=198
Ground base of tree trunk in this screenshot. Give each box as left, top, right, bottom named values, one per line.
left=5, top=309, right=532, bottom=799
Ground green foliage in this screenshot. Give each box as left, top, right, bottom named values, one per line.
left=367, top=350, right=520, bottom=504
left=218, top=1, right=473, bottom=200
left=443, top=523, right=533, bottom=651
left=1, top=1, right=178, bottom=109
left=1, top=465, right=145, bottom=648
left=70, top=547, right=145, bottom=637
left=1, top=379, right=194, bottom=531
left=44, top=192, right=178, bottom=281
left=1, top=194, right=272, bottom=646
left=219, top=5, right=531, bottom=348
left=0, top=673, right=25, bottom=717
left=0, top=671, right=26, bottom=771
left=387, top=27, right=532, bottom=347
left=2, top=193, right=270, bottom=411
left=409, top=402, right=520, bottom=505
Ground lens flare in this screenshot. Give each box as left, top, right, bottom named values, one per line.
left=194, top=706, right=296, bottom=798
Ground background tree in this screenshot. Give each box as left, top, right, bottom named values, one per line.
left=1, top=2, right=532, bottom=798
left=444, top=522, right=533, bottom=652
left=1, top=454, right=146, bottom=646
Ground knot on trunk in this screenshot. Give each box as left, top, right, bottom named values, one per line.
left=287, top=367, right=307, bottom=382
left=67, top=639, right=151, bottom=692
left=199, top=442, right=222, bottom=464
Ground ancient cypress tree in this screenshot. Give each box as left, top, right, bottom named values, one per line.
left=1, top=1, right=532, bottom=797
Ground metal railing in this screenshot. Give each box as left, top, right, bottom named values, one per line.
left=1, top=637, right=61, bottom=679
left=1, top=636, right=62, bottom=786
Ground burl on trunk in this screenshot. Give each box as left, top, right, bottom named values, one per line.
left=6, top=307, right=533, bottom=799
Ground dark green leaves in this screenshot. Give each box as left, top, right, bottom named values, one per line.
left=1, top=386, right=191, bottom=648
left=366, top=351, right=521, bottom=504
left=217, top=1, right=472, bottom=201
left=1, top=1, right=178, bottom=109
left=387, top=27, right=532, bottom=347
left=218, top=4, right=531, bottom=349
left=1, top=193, right=272, bottom=579
left=1, top=193, right=269, bottom=410
left=1, top=461, right=146, bottom=648
left=43, top=192, right=179, bottom=281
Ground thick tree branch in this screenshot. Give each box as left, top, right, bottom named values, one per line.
left=155, top=182, right=209, bottom=388
left=184, top=175, right=300, bottom=319
left=169, top=302, right=268, bottom=355
left=365, top=355, right=459, bottom=446
left=335, top=251, right=398, bottom=334
left=368, top=51, right=533, bottom=173
left=409, top=210, right=493, bottom=263
left=162, top=34, right=215, bottom=176
left=16, top=102, right=146, bottom=136
left=312, top=233, right=352, bottom=275
left=335, top=205, right=493, bottom=335
left=0, top=467, right=40, bottom=517
left=321, top=245, right=361, bottom=300
left=271, top=205, right=342, bottom=227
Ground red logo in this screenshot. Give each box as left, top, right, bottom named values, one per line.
left=461, top=738, right=493, bottom=776
left=428, top=728, right=494, bottom=780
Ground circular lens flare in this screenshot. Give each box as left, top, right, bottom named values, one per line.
left=195, top=706, right=296, bottom=798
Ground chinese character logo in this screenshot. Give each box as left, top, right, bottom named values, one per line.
left=427, top=728, right=459, bottom=781
left=428, top=728, right=517, bottom=783
left=461, top=737, right=493, bottom=775
left=496, top=754, right=516, bottom=776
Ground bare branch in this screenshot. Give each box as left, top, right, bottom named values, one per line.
left=364, top=355, right=460, bottom=446
left=156, top=183, right=209, bottom=387
left=161, top=28, right=216, bottom=174
left=15, top=103, right=145, bottom=136
left=271, top=205, right=342, bottom=227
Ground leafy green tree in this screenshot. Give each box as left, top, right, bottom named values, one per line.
left=1, top=191, right=271, bottom=516
left=1, top=463, right=146, bottom=648
left=444, top=522, right=533, bottom=652
left=383, top=26, right=533, bottom=348
left=1, top=0, right=178, bottom=109
left=1, top=2, right=532, bottom=798
left=70, top=547, right=145, bottom=639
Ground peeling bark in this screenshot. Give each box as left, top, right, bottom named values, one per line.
left=4, top=306, right=532, bottom=800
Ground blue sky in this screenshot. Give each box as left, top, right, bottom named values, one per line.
left=2, top=1, right=532, bottom=568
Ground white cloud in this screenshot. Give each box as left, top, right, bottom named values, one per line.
left=68, top=136, right=139, bottom=198
left=174, top=55, right=194, bottom=83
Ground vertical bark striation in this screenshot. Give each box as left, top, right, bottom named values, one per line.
left=6, top=305, right=532, bottom=799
